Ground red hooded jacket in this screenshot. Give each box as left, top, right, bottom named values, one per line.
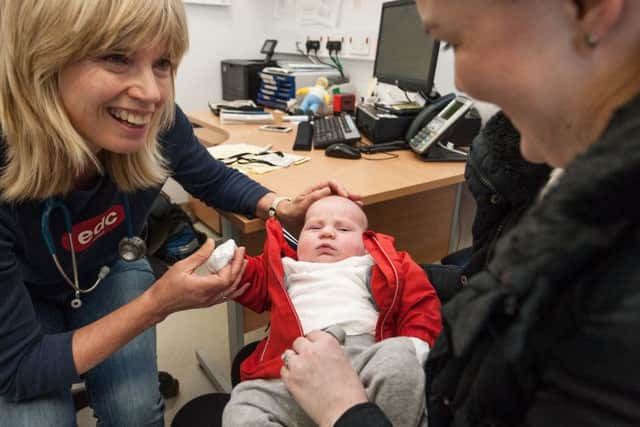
left=235, top=218, right=442, bottom=381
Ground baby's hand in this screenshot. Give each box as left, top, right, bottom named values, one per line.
left=206, top=239, right=238, bottom=273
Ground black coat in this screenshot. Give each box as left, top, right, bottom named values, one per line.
left=426, top=94, right=640, bottom=426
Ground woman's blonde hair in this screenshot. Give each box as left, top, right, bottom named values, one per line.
left=0, top=0, right=189, bottom=202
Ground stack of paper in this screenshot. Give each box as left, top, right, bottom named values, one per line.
left=219, top=110, right=274, bottom=125
left=207, top=143, right=310, bottom=175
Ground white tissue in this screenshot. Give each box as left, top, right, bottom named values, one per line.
left=206, top=239, right=238, bottom=273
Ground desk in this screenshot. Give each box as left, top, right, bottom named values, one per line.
left=188, top=110, right=465, bottom=391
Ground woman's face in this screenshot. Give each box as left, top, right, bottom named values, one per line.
left=416, top=0, right=581, bottom=165
left=59, top=43, right=173, bottom=154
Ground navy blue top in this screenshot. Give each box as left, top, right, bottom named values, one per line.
left=0, top=105, right=270, bottom=401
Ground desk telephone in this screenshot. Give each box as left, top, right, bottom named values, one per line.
left=361, top=93, right=481, bottom=160
left=407, top=93, right=479, bottom=161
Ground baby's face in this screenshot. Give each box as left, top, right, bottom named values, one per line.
left=297, top=196, right=367, bottom=263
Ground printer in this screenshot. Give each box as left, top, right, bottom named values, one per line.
left=221, top=59, right=276, bottom=101
left=221, top=39, right=278, bottom=101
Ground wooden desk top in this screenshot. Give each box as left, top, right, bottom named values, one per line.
left=188, top=110, right=465, bottom=233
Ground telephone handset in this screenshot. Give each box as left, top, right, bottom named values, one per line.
left=407, top=94, right=475, bottom=159
left=405, top=93, right=455, bottom=143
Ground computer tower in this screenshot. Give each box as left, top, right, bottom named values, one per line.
left=221, top=60, right=273, bottom=101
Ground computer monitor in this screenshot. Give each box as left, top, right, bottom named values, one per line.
left=373, top=0, right=439, bottom=94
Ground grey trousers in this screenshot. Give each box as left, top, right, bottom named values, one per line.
left=222, top=335, right=427, bottom=427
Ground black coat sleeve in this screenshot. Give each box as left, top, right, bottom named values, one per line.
left=334, top=402, right=393, bottom=427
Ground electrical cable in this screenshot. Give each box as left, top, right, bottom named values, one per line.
left=313, top=53, right=336, bottom=68
left=403, top=89, right=413, bottom=103
left=295, top=42, right=319, bottom=64
left=296, top=42, right=307, bottom=56
left=358, top=140, right=409, bottom=154
left=313, top=52, right=344, bottom=78
left=331, top=51, right=345, bottom=77
left=361, top=152, right=399, bottom=160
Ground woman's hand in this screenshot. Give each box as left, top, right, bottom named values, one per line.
left=146, top=239, right=249, bottom=321
left=277, top=180, right=363, bottom=233
left=281, top=330, right=368, bottom=427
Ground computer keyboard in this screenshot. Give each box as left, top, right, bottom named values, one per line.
left=312, top=115, right=361, bottom=149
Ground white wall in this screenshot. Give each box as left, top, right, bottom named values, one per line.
left=175, top=1, right=272, bottom=111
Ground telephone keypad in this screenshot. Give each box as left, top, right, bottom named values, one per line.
left=427, top=118, right=445, bottom=132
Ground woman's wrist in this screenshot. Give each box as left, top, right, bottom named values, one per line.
left=268, top=196, right=292, bottom=220
left=256, top=193, right=294, bottom=223
left=140, top=283, right=169, bottom=324
left=256, top=192, right=277, bottom=220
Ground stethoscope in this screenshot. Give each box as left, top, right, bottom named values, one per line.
left=41, top=194, right=147, bottom=309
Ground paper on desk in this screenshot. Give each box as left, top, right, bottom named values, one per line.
left=207, top=143, right=270, bottom=158
left=207, top=143, right=310, bottom=175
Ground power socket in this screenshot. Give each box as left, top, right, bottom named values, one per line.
left=306, top=40, right=320, bottom=54
left=326, top=40, right=342, bottom=54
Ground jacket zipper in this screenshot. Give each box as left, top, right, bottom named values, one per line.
left=467, top=153, right=504, bottom=200
left=259, top=256, right=304, bottom=362
left=371, top=235, right=400, bottom=340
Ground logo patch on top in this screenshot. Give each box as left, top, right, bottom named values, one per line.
left=61, top=205, right=125, bottom=252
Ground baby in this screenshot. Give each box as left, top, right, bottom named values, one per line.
left=222, top=196, right=441, bottom=427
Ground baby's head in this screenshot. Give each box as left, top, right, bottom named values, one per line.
left=297, top=196, right=368, bottom=263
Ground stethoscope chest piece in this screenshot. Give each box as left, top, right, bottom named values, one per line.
left=119, top=236, right=147, bottom=262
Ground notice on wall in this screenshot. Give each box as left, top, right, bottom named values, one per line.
left=275, top=0, right=342, bottom=28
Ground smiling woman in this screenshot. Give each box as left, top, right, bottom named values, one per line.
left=0, top=0, right=189, bottom=201
left=0, top=0, right=357, bottom=424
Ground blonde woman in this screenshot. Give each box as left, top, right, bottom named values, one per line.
left=0, top=0, right=356, bottom=424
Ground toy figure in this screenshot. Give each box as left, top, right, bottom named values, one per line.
left=294, top=77, right=331, bottom=114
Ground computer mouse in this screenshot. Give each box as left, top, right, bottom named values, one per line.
left=324, top=143, right=361, bottom=159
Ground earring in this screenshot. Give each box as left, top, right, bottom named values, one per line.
left=584, top=33, right=600, bottom=48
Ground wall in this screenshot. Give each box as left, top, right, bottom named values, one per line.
left=175, top=1, right=272, bottom=111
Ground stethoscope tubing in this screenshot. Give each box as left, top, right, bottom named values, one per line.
left=41, top=194, right=143, bottom=307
